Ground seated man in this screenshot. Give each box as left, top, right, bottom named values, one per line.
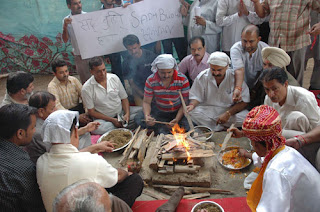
left=82, top=57, right=141, bottom=135
left=261, top=67, right=320, bottom=138
left=48, top=58, right=91, bottom=125
left=122, top=34, right=157, bottom=105
left=52, top=180, right=132, bottom=212
left=25, top=91, right=108, bottom=163
left=229, top=105, right=320, bottom=211
left=231, top=25, right=268, bottom=107
left=37, top=110, right=143, bottom=212
left=135, top=54, right=190, bottom=134
left=178, top=36, right=210, bottom=84
left=1, top=71, right=34, bottom=107
left=187, top=52, right=249, bottom=131
left=0, top=104, right=45, bottom=211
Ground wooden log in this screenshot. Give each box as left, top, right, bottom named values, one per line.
left=140, top=141, right=156, bottom=183
left=142, top=188, right=168, bottom=200
left=120, top=126, right=140, bottom=166
left=161, top=149, right=215, bottom=161
left=149, top=134, right=164, bottom=170
left=153, top=185, right=232, bottom=195
left=178, top=91, right=194, bottom=131
left=137, top=131, right=153, bottom=163
left=145, top=132, right=154, bottom=148
left=133, top=129, right=147, bottom=150
left=167, top=160, right=174, bottom=165
left=128, top=149, right=138, bottom=159
left=183, top=192, right=211, bottom=200
left=158, top=160, right=165, bottom=168
left=174, top=165, right=201, bottom=174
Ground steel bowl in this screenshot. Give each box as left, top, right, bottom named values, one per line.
left=191, top=200, right=224, bottom=212
left=217, top=146, right=252, bottom=170
left=97, top=128, right=133, bottom=152
left=189, top=126, right=213, bottom=141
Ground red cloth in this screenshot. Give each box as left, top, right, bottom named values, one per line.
left=132, top=197, right=250, bottom=212
left=310, top=90, right=320, bottom=107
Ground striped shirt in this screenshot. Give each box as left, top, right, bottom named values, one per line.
left=263, top=0, right=320, bottom=52
left=144, top=70, right=190, bottom=112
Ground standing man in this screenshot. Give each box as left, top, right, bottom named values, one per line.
left=187, top=52, right=249, bottom=131
left=62, top=0, right=90, bottom=84
left=0, top=104, right=45, bottom=211
left=252, top=0, right=320, bottom=86
left=178, top=36, right=210, bottom=84
left=180, top=0, right=222, bottom=54
left=0, top=71, right=34, bottom=107
left=122, top=34, right=157, bottom=105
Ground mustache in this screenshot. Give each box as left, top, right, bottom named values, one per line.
left=194, top=54, right=200, bottom=57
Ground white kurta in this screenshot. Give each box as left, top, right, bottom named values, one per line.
left=264, top=86, right=320, bottom=137
left=255, top=146, right=320, bottom=212
left=189, top=68, right=249, bottom=131
left=184, top=0, right=222, bottom=54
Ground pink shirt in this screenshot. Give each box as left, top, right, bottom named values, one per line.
left=178, top=52, right=210, bottom=82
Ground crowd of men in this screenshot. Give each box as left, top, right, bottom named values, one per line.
left=1, top=0, right=320, bottom=211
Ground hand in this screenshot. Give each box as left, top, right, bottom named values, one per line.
left=112, top=118, right=123, bottom=128
left=85, top=121, right=100, bottom=132
left=285, top=138, right=301, bottom=150
left=232, top=89, right=242, bottom=102
left=105, top=57, right=111, bottom=64
left=179, top=0, right=190, bottom=9
left=122, top=2, right=131, bottom=8
left=64, top=18, right=72, bottom=27
left=194, top=16, right=206, bottom=26
left=227, top=127, right=244, bottom=138
left=186, top=104, right=195, bottom=113
left=79, top=114, right=92, bottom=125
left=180, top=5, right=188, bottom=17
left=239, top=0, right=249, bottom=16
left=123, top=113, right=130, bottom=124
left=168, top=118, right=178, bottom=128
left=145, top=114, right=156, bottom=126
left=307, top=22, right=320, bottom=37
left=216, top=112, right=230, bottom=125
left=91, top=141, right=114, bottom=154
left=238, top=148, right=247, bottom=157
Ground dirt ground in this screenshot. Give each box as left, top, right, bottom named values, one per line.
left=0, top=59, right=315, bottom=201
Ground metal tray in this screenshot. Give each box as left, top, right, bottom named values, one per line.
left=97, top=128, right=133, bottom=152
left=217, top=146, right=252, bottom=170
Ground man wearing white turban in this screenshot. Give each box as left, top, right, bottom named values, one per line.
left=186, top=52, right=249, bottom=131
left=135, top=54, right=191, bottom=134
left=37, top=110, right=143, bottom=212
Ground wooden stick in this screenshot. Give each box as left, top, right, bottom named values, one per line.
left=221, top=123, right=235, bottom=151
left=153, top=185, right=232, bottom=195
left=178, top=91, right=195, bottom=131
left=183, top=192, right=211, bottom=200
left=161, top=149, right=215, bottom=160
left=120, top=126, right=140, bottom=166
left=142, top=188, right=168, bottom=200
left=149, top=134, right=164, bottom=170
left=142, top=119, right=171, bottom=125
left=138, top=132, right=154, bottom=163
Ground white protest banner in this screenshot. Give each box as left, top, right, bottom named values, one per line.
left=71, top=0, right=184, bottom=59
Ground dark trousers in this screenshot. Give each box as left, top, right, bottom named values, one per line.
left=162, top=38, right=187, bottom=62
left=106, top=173, right=144, bottom=207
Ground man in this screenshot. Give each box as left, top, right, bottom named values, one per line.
left=37, top=110, right=143, bottom=212
left=178, top=36, right=210, bottom=84
left=186, top=52, right=249, bottom=131
left=229, top=105, right=320, bottom=211
left=25, top=91, right=108, bottom=163
left=1, top=71, right=34, bottom=107
left=135, top=54, right=190, bottom=134
left=231, top=25, right=268, bottom=106
left=62, top=0, right=90, bottom=84
left=216, top=0, right=265, bottom=54
left=261, top=67, right=320, bottom=138
left=252, top=0, right=320, bottom=86
left=52, top=180, right=132, bottom=212
left=180, top=0, right=222, bottom=54
left=122, top=34, right=157, bottom=105
left=0, top=104, right=45, bottom=211
left=82, top=57, right=141, bottom=135
left=48, top=58, right=92, bottom=125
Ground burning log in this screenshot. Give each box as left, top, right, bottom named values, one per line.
left=161, top=149, right=215, bottom=161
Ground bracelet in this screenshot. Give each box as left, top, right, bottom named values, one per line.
left=293, top=136, right=303, bottom=148
left=226, top=110, right=232, bottom=117
left=235, top=86, right=242, bottom=92
left=297, top=135, right=307, bottom=145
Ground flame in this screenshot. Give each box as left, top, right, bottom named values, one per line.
left=171, top=124, right=191, bottom=161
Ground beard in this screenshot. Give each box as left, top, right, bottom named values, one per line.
left=25, top=91, right=33, bottom=100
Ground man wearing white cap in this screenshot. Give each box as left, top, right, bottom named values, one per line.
left=135, top=54, right=190, bottom=134
left=37, top=110, right=143, bottom=212
left=186, top=52, right=249, bottom=131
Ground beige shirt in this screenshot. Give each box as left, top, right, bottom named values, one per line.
left=37, top=144, right=118, bottom=212
left=47, top=76, right=82, bottom=110
left=81, top=74, right=128, bottom=118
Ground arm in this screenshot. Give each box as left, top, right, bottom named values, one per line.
left=77, top=121, right=100, bottom=136
left=186, top=99, right=200, bottom=112
left=87, top=108, right=122, bottom=128
left=196, top=1, right=222, bottom=34
left=62, top=18, right=72, bottom=43
left=142, top=95, right=156, bottom=126
left=286, top=126, right=320, bottom=149
left=216, top=101, right=248, bottom=125
left=233, top=68, right=245, bottom=102
left=121, top=98, right=130, bottom=123
left=251, top=0, right=268, bottom=18
left=240, top=0, right=266, bottom=25
left=47, top=84, right=66, bottom=110
left=80, top=140, right=114, bottom=154
left=117, top=168, right=129, bottom=183
left=216, top=0, right=241, bottom=27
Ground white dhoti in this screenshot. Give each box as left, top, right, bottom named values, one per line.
left=190, top=105, right=249, bottom=131
left=282, top=111, right=310, bottom=138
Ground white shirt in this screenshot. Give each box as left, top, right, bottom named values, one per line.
left=37, top=144, right=118, bottom=212
left=81, top=74, right=128, bottom=118
left=256, top=146, right=320, bottom=212
left=231, top=41, right=269, bottom=89
left=216, top=0, right=265, bottom=51
left=264, top=86, right=320, bottom=132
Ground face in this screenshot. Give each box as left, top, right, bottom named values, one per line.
left=101, top=0, right=115, bottom=5
left=68, top=0, right=82, bottom=15
left=90, top=63, right=107, bottom=83
left=241, top=31, right=260, bottom=55
left=263, top=79, right=288, bottom=105
left=39, top=100, right=57, bottom=120
left=210, top=64, right=227, bottom=81
left=54, top=66, right=69, bottom=82
left=263, top=59, right=273, bottom=69
left=19, top=115, right=36, bottom=146
left=158, top=68, right=174, bottom=81
left=190, top=40, right=205, bottom=63
left=126, top=43, right=142, bottom=58
left=251, top=140, right=267, bottom=157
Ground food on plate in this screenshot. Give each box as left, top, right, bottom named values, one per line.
left=101, top=129, right=132, bottom=149
left=193, top=202, right=222, bottom=212
left=221, top=148, right=250, bottom=169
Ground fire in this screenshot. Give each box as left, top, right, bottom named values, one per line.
left=171, top=124, right=191, bottom=161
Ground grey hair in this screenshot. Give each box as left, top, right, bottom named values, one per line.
left=52, top=180, right=106, bottom=212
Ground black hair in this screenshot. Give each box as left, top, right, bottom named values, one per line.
left=260, top=67, right=288, bottom=85
left=66, top=0, right=71, bottom=5
left=6, top=71, right=34, bottom=95
left=29, top=91, right=56, bottom=109
left=122, top=34, right=140, bottom=48
left=89, top=57, right=104, bottom=70
left=189, top=36, right=205, bottom=48
left=51, top=58, right=67, bottom=73
left=70, top=117, right=78, bottom=137
left=0, top=104, right=37, bottom=139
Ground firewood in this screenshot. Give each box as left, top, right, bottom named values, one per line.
left=178, top=91, right=194, bottom=131
left=161, top=149, right=215, bottom=161
left=174, top=165, right=200, bottom=174
left=149, top=134, right=164, bottom=170
left=183, top=192, right=211, bottom=199
left=120, top=126, right=141, bottom=166
left=158, top=160, right=165, bottom=168
left=153, top=185, right=232, bottom=195
left=142, top=188, right=168, bottom=200
left=133, top=129, right=147, bottom=150
left=128, top=149, right=138, bottom=159
left=138, top=132, right=154, bottom=163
